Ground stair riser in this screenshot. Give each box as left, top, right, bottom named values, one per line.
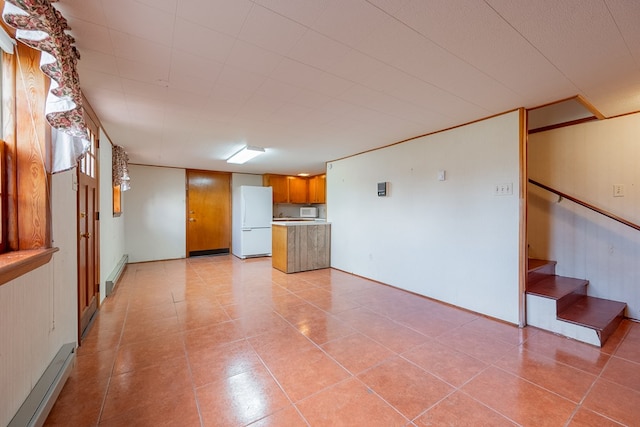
left=527, top=262, right=556, bottom=287
left=526, top=294, right=601, bottom=346
left=556, top=287, right=587, bottom=314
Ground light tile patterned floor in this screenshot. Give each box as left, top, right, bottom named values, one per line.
left=45, top=256, right=640, bottom=426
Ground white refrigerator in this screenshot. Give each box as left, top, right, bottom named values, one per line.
left=232, top=185, right=273, bottom=259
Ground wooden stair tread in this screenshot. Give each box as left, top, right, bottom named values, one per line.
left=526, top=275, right=588, bottom=299
left=558, top=296, right=626, bottom=332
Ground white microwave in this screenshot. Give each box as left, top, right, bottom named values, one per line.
left=300, top=207, right=318, bottom=218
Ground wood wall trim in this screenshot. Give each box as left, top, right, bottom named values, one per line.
left=0, top=247, right=58, bottom=286
left=518, top=107, right=527, bottom=328
left=328, top=108, right=522, bottom=165
left=2, top=49, right=18, bottom=250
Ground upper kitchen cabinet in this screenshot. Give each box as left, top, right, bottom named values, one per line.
left=263, top=174, right=288, bottom=203
left=308, top=174, right=326, bottom=204
left=288, top=176, right=308, bottom=203
left=263, top=173, right=325, bottom=204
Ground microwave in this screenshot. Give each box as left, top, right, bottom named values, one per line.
left=300, top=207, right=318, bottom=218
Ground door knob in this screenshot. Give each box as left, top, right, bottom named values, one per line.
left=189, top=218, right=196, bottom=222
left=80, top=232, right=91, bottom=238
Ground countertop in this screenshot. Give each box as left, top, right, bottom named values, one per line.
left=272, top=219, right=329, bottom=226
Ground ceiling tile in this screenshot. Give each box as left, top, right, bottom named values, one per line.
left=487, top=0, right=636, bottom=95
left=64, top=18, right=113, bottom=55
left=77, top=48, right=120, bottom=75
left=168, top=50, right=223, bottom=94
left=173, top=17, right=236, bottom=63
left=253, top=0, right=330, bottom=27
left=238, top=4, right=308, bottom=56
left=311, top=0, right=387, bottom=47
left=324, top=48, right=387, bottom=84
left=120, top=79, right=169, bottom=102
left=110, top=30, right=172, bottom=66
left=216, top=64, right=268, bottom=92
left=271, top=58, right=354, bottom=98
left=115, top=57, right=170, bottom=85
left=136, top=0, right=178, bottom=14
left=176, top=0, right=253, bottom=37
left=396, top=0, right=575, bottom=102
left=101, top=0, right=175, bottom=46
left=287, top=30, right=351, bottom=71
left=224, top=40, right=285, bottom=76
left=55, top=0, right=106, bottom=25
left=78, top=69, right=123, bottom=93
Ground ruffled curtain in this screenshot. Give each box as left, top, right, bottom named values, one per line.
left=2, top=0, right=89, bottom=173
left=112, top=145, right=130, bottom=191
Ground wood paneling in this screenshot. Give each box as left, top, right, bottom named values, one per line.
left=271, top=224, right=288, bottom=272
left=15, top=43, right=50, bottom=249
left=272, top=223, right=331, bottom=273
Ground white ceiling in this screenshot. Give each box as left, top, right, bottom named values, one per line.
left=54, top=0, right=640, bottom=175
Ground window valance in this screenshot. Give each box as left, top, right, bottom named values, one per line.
left=112, top=145, right=130, bottom=191
left=2, top=0, right=89, bottom=173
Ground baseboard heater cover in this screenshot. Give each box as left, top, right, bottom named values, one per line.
left=8, top=342, right=76, bottom=427
left=106, top=254, right=128, bottom=296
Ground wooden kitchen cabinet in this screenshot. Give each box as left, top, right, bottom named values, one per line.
left=288, top=176, right=308, bottom=203
left=263, top=174, right=289, bottom=203
left=308, top=174, right=326, bottom=203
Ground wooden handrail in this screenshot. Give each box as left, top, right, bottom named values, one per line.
left=528, top=179, right=640, bottom=232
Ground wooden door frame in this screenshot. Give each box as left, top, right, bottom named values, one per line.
left=77, top=125, right=100, bottom=342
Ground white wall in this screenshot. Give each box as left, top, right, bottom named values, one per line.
left=124, top=165, right=186, bottom=263
left=528, top=113, right=640, bottom=319
left=328, top=111, right=523, bottom=324
left=1, top=170, right=78, bottom=426
left=99, top=132, right=126, bottom=301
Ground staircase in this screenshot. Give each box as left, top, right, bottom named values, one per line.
left=526, top=259, right=626, bottom=347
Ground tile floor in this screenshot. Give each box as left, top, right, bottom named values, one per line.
left=45, top=256, right=640, bottom=426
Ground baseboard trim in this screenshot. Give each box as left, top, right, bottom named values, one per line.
left=8, top=342, right=76, bottom=427
left=106, top=254, right=128, bottom=296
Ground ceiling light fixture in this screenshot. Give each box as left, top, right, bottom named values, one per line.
left=226, top=145, right=265, bottom=164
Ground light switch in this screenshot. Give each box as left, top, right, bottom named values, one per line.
left=437, top=170, right=446, bottom=181
left=613, top=184, right=624, bottom=197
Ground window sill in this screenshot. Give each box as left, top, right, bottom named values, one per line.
left=0, top=248, right=59, bottom=287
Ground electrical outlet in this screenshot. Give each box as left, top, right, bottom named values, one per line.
left=613, top=184, right=624, bottom=197
left=494, top=182, right=513, bottom=196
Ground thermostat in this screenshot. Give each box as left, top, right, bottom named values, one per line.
left=377, top=182, right=388, bottom=197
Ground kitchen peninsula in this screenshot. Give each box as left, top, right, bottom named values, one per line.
left=272, top=221, right=331, bottom=273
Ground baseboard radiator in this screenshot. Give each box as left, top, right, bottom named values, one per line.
left=106, top=254, right=128, bottom=296
left=8, top=342, right=76, bottom=427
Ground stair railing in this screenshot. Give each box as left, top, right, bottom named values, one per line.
left=528, top=179, right=640, bottom=232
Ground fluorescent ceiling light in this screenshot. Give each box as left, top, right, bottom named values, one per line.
left=226, top=145, right=265, bottom=164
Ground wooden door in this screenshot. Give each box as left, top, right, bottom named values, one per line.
left=186, top=170, right=231, bottom=256
left=78, top=130, right=99, bottom=341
